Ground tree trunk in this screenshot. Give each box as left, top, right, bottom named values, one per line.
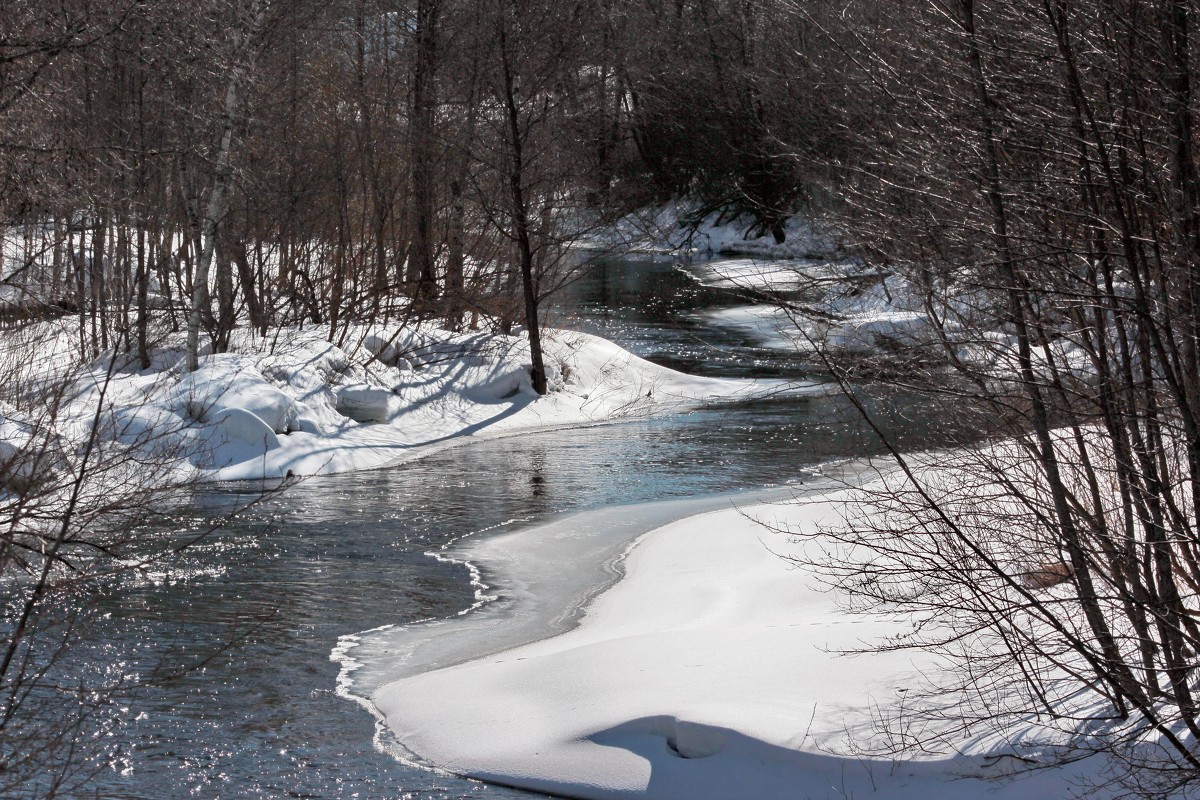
left=961, top=0, right=1146, bottom=719
left=407, top=0, right=440, bottom=307
left=185, top=4, right=262, bottom=371
left=229, top=236, right=264, bottom=335
left=499, top=25, right=547, bottom=395
left=214, top=243, right=235, bottom=352
left=136, top=224, right=149, bottom=369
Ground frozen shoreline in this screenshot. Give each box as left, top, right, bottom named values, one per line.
left=336, top=460, right=879, bottom=701
left=361, top=460, right=1123, bottom=800
left=1, top=320, right=826, bottom=488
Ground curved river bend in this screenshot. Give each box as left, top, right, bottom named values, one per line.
left=81, top=255, right=939, bottom=799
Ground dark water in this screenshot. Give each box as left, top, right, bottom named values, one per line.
left=554, top=254, right=811, bottom=380
left=71, top=256, right=939, bottom=799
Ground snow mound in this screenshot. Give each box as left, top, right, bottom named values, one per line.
left=334, top=384, right=396, bottom=423
left=198, top=407, right=281, bottom=468
left=1, top=319, right=809, bottom=484
left=169, top=356, right=299, bottom=433
left=370, top=489, right=1116, bottom=800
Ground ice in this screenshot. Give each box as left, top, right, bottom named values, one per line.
left=358, top=462, right=1123, bottom=800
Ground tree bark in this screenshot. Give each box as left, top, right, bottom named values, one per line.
left=407, top=0, right=440, bottom=308
left=185, top=5, right=261, bottom=372
left=499, top=23, right=547, bottom=395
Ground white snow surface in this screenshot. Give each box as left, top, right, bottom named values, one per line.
left=580, top=200, right=839, bottom=259
left=370, top=483, right=1118, bottom=800
left=2, top=321, right=806, bottom=484
left=676, top=257, right=1102, bottom=385
left=674, top=257, right=845, bottom=293
left=683, top=260, right=939, bottom=355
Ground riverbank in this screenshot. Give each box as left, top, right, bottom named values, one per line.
left=577, top=201, right=839, bottom=260
left=367, top=463, right=1132, bottom=800
left=0, top=319, right=819, bottom=488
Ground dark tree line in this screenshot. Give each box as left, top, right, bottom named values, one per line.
left=0, top=0, right=842, bottom=388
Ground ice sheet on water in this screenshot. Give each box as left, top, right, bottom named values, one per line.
left=334, top=462, right=875, bottom=704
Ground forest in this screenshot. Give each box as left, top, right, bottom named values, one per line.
left=6, top=1, right=1200, bottom=799
left=0, top=0, right=838, bottom=385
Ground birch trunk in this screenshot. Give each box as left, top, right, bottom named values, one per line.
left=185, top=4, right=263, bottom=371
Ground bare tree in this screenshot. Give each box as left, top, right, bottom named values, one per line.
left=468, top=0, right=599, bottom=392
left=787, top=1, right=1200, bottom=795
left=185, top=0, right=268, bottom=372
left=0, top=314, right=271, bottom=796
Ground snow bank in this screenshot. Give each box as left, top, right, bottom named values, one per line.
left=169, top=356, right=300, bottom=433
left=674, top=257, right=844, bottom=293
left=581, top=200, right=839, bottom=259
left=368, top=478, right=1120, bottom=800
left=0, top=320, right=815, bottom=485
left=705, top=303, right=934, bottom=354
left=687, top=261, right=940, bottom=356
left=680, top=258, right=1103, bottom=388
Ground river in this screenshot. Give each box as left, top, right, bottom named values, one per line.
left=77, top=254, right=938, bottom=799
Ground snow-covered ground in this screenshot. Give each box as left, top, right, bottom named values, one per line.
left=0, top=320, right=814, bottom=487
left=672, top=257, right=841, bottom=293
left=676, top=257, right=940, bottom=355
left=366, top=471, right=1129, bottom=800
left=578, top=200, right=839, bottom=260
left=676, top=257, right=1103, bottom=390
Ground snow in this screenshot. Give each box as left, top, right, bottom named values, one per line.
left=673, top=257, right=844, bottom=293
left=579, top=200, right=840, bottom=259
left=673, top=255, right=1097, bottom=379
left=0, top=320, right=814, bottom=485
left=364, top=472, right=1133, bottom=800
left=683, top=260, right=939, bottom=356
left=333, top=383, right=397, bottom=423
left=705, top=303, right=934, bottom=354
left=677, top=256, right=1106, bottom=387
left=168, top=356, right=300, bottom=433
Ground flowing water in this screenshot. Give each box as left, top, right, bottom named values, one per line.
left=72, top=255, right=943, bottom=799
